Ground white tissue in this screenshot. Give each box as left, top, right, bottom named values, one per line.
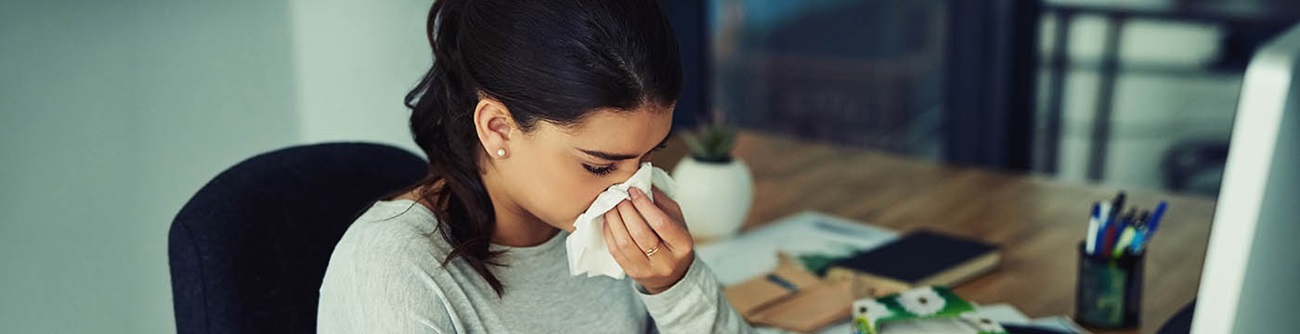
left=566, top=162, right=677, bottom=279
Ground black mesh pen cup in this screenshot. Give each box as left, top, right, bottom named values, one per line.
left=1074, top=242, right=1144, bottom=329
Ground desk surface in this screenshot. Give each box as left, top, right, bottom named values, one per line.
left=651, top=131, right=1216, bottom=334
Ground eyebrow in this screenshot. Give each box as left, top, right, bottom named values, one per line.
left=578, top=133, right=671, bottom=161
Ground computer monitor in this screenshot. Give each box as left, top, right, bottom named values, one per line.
left=1191, top=23, right=1300, bottom=333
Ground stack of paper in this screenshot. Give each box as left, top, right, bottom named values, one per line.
left=697, top=211, right=1090, bottom=334
left=695, top=211, right=898, bottom=286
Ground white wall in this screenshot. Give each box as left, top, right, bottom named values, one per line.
left=0, top=0, right=429, bottom=332
left=288, top=0, right=430, bottom=154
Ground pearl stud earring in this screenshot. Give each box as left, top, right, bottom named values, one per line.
left=497, top=148, right=506, bottom=157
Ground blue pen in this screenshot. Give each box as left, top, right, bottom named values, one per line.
left=1093, top=203, right=1112, bottom=257
left=1137, top=201, right=1169, bottom=252
left=1129, top=211, right=1149, bottom=253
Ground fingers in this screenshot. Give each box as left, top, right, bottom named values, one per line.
left=602, top=216, right=630, bottom=269
left=630, top=188, right=692, bottom=251
left=605, top=191, right=695, bottom=293
left=649, top=188, right=686, bottom=228
left=615, top=199, right=662, bottom=255
left=650, top=188, right=682, bottom=217
left=603, top=205, right=650, bottom=269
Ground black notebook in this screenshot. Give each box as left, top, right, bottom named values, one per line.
left=826, top=230, right=1000, bottom=297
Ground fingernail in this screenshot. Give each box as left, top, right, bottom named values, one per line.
left=630, top=188, right=642, bottom=199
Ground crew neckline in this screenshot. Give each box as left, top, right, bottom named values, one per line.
left=378, top=199, right=568, bottom=255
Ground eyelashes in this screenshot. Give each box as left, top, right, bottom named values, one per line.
left=583, top=163, right=616, bottom=176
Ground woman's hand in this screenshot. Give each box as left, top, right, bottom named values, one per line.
left=602, top=187, right=693, bottom=294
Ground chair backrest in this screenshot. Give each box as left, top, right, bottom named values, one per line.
left=168, top=142, right=426, bottom=333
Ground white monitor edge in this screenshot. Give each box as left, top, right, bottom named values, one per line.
left=1190, top=24, right=1300, bottom=334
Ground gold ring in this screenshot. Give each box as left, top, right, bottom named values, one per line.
left=644, top=244, right=661, bottom=257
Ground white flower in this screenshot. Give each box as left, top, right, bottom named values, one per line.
left=853, top=299, right=894, bottom=323
left=961, top=313, right=1006, bottom=333
left=898, top=287, right=946, bottom=316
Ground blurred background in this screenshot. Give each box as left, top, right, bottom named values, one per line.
left=2, top=0, right=1297, bottom=332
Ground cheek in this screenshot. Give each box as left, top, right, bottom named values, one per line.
left=508, top=149, right=608, bottom=225
left=543, top=171, right=611, bottom=223
left=545, top=178, right=603, bottom=221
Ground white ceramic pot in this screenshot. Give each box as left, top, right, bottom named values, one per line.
left=671, top=157, right=754, bottom=241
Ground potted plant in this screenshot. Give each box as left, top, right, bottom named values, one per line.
left=673, top=117, right=754, bottom=242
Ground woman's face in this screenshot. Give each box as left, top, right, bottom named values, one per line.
left=493, top=104, right=674, bottom=231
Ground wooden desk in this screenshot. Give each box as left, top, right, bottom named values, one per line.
left=651, top=131, right=1217, bottom=334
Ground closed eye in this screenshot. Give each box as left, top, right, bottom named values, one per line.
left=583, top=163, right=616, bottom=176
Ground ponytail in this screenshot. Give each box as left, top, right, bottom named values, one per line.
left=405, top=0, right=505, bottom=295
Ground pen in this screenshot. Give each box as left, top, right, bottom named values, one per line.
left=1108, top=210, right=1135, bottom=258
left=1086, top=203, right=1101, bottom=255
left=1102, top=208, right=1136, bottom=259
left=1137, top=201, right=1169, bottom=252
left=1098, top=193, right=1125, bottom=257
left=1113, top=226, right=1136, bottom=258
left=1094, top=202, right=1113, bottom=257
left=1099, top=219, right=1118, bottom=259
left=1108, top=192, right=1126, bottom=226
left=1120, top=209, right=1136, bottom=227
left=1129, top=210, right=1150, bottom=253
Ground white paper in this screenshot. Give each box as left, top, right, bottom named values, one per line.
left=566, top=162, right=677, bottom=279
left=696, top=211, right=898, bottom=286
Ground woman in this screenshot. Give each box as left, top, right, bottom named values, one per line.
left=317, top=0, right=752, bottom=332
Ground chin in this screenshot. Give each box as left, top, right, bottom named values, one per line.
left=526, top=213, right=571, bottom=233
left=550, top=219, right=577, bottom=233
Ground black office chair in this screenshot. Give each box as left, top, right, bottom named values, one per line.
left=1157, top=300, right=1197, bottom=334
left=168, top=143, right=426, bottom=333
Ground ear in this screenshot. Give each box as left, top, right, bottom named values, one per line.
left=473, top=98, right=515, bottom=159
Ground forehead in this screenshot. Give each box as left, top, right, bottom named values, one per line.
left=548, top=105, right=674, bottom=148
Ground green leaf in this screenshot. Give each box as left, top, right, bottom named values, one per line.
left=680, top=118, right=738, bottom=163
left=680, top=131, right=704, bottom=157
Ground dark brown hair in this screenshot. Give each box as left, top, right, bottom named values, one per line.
left=403, top=0, right=682, bottom=295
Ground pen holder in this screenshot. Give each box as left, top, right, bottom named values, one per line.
left=1074, top=242, right=1143, bottom=329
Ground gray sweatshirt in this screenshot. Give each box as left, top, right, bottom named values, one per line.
left=317, top=200, right=753, bottom=333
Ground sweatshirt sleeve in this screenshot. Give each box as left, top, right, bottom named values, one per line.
left=636, top=257, right=755, bottom=334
